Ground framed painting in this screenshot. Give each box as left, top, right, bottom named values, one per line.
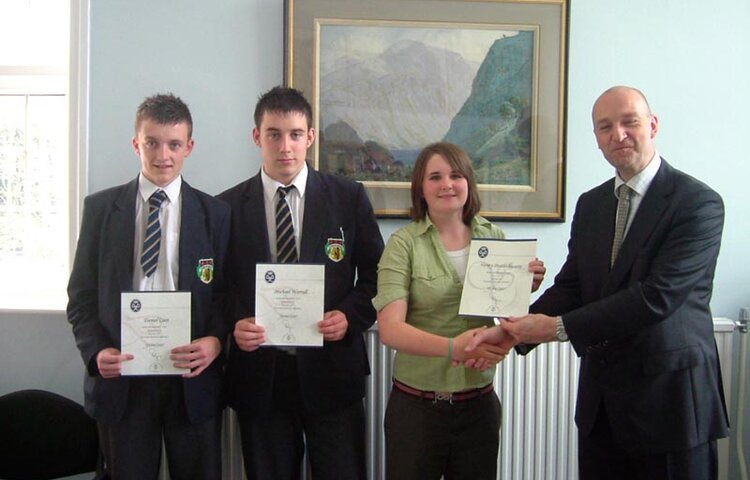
left=285, top=0, right=569, bottom=221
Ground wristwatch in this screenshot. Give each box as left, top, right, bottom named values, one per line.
left=555, top=316, right=569, bottom=342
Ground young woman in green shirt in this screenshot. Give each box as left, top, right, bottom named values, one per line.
left=373, top=142, right=545, bottom=480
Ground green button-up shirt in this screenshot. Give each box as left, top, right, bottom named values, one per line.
left=373, top=215, right=505, bottom=392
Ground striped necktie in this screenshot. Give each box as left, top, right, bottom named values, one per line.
left=141, top=189, right=168, bottom=277
left=611, top=184, right=632, bottom=267
left=276, top=186, right=298, bottom=263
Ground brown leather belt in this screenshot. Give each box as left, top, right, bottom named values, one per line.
left=392, top=379, right=493, bottom=404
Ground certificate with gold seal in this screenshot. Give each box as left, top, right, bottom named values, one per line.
left=459, top=239, right=537, bottom=318
left=255, top=263, right=325, bottom=347
left=120, top=291, right=191, bottom=375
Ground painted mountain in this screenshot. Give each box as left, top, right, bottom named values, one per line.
left=444, top=30, right=534, bottom=186
left=319, top=37, right=478, bottom=181
left=318, top=28, right=533, bottom=185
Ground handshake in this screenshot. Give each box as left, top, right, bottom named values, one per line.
left=451, top=313, right=560, bottom=370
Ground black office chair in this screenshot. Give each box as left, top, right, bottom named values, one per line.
left=0, top=389, right=100, bottom=480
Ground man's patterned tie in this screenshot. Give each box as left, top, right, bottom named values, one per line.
left=611, top=184, right=632, bottom=267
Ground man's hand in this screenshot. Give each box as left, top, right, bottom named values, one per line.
left=462, top=325, right=518, bottom=370
left=502, top=314, right=557, bottom=344
left=234, top=317, right=266, bottom=352
left=529, top=258, right=546, bottom=293
left=171, top=336, right=221, bottom=378
left=464, top=325, right=505, bottom=350
left=451, top=327, right=510, bottom=367
left=96, top=347, right=134, bottom=378
left=318, top=310, right=349, bottom=342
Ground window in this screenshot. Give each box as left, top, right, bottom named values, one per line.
left=0, top=0, right=72, bottom=310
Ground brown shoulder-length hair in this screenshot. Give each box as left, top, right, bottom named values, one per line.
left=410, top=142, right=481, bottom=226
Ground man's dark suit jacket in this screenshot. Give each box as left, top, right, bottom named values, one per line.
left=218, top=168, right=384, bottom=416
left=527, top=159, right=729, bottom=454
left=67, top=177, right=230, bottom=425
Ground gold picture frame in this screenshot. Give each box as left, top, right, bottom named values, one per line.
left=285, top=0, right=569, bottom=221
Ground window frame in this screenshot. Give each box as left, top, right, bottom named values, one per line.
left=69, top=0, right=89, bottom=287
left=0, top=0, right=88, bottom=313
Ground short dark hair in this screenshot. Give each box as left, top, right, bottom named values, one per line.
left=254, top=86, right=313, bottom=129
left=135, top=93, right=193, bottom=138
left=410, top=142, right=481, bottom=226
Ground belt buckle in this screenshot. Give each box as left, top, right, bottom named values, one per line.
left=433, top=391, right=453, bottom=404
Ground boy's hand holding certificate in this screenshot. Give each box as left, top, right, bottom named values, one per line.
left=459, top=239, right=537, bottom=318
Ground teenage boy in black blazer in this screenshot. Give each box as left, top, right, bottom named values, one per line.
left=67, top=94, right=230, bottom=479
left=219, top=86, right=384, bottom=480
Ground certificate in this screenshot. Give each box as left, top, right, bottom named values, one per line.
left=255, top=263, right=325, bottom=346
left=120, top=291, right=191, bottom=375
left=459, top=239, right=537, bottom=318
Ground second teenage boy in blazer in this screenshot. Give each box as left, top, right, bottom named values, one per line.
left=219, top=86, right=384, bottom=480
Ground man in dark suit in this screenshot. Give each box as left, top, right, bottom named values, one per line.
left=67, top=94, right=230, bottom=479
left=468, top=86, right=729, bottom=479
left=219, top=86, right=384, bottom=480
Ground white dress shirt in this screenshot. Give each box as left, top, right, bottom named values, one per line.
left=132, top=174, right=182, bottom=291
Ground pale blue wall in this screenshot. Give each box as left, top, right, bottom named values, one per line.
left=87, top=0, right=284, bottom=194
left=84, top=0, right=750, bottom=321
left=1, top=0, right=748, bottom=475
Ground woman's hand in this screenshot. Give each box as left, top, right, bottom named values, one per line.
left=529, top=258, right=546, bottom=292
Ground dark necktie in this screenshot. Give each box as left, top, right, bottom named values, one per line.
left=276, top=186, right=298, bottom=263
left=141, top=190, right=168, bottom=277
left=611, top=184, right=632, bottom=267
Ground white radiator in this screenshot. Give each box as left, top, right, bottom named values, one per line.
left=161, top=319, right=737, bottom=479
left=495, top=341, right=579, bottom=480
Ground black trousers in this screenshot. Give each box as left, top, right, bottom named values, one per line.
left=97, top=377, right=221, bottom=480
left=579, top=404, right=718, bottom=480
left=384, top=387, right=502, bottom=480
left=237, top=351, right=366, bottom=480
